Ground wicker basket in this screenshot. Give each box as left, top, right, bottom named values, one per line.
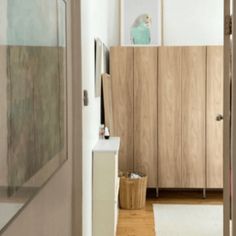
left=119, top=174, right=147, bottom=210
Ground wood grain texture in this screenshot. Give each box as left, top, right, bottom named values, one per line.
left=134, top=47, right=158, bottom=188
left=110, top=47, right=134, bottom=172
left=117, top=192, right=223, bottom=236
left=7, top=46, right=65, bottom=194
left=7, top=46, right=35, bottom=193
left=206, top=46, right=223, bottom=188
left=102, top=73, right=114, bottom=135
left=181, top=47, right=206, bottom=188
left=158, top=47, right=182, bottom=188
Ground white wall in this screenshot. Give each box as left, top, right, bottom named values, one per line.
left=80, top=0, right=119, bottom=235
left=163, top=0, right=224, bottom=45
left=0, top=0, right=7, bottom=44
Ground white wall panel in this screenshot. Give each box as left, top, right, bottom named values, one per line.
left=163, top=0, right=224, bottom=45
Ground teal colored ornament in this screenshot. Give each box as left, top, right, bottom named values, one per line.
left=130, top=14, right=152, bottom=45
left=131, top=23, right=151, bottom=45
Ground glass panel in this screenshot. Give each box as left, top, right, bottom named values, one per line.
left=0, top=0, right=67, bottom=232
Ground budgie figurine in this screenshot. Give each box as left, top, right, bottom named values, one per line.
left=130, top=14, right=152, bottom=45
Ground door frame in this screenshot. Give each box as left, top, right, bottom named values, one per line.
left=224, top=0, right=231, bottom=235
left=70, top=0, right=83, bottom=235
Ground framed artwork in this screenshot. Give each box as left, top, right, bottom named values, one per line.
left=120, top=0, right=162, bottom=46
left=95, top=38, right=109, bottom=97
left=5, top=0, right=67, bottom=195
left=0, top=0, right=68, bottom=232
left=95, top=38, right=102, bottom=97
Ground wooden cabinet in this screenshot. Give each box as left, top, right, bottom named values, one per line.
left=110, top=46, right=223, bottom=190
left=111, top=47, right=158, bottom=187
left=158, top=46, right=207, bottom=189
left=158, top=47, right=182, bottom=188
left=134, top=47, right=158, bottom=188
left=110, top=47, right=134, bottom=172
left=93, top=138, right=120, bottom=236
left=181, top=47, right=206, bottom=188
left=206, top=46, right=224, bottom=188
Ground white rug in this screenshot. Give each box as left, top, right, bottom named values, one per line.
left=153, top=204, right=223, bottom=236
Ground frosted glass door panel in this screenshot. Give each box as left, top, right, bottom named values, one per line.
left=0, top=0, right=65, bottom=47
left=0, top=0, right=67, bottom=233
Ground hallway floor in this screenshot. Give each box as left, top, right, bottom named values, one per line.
left=116, top=190, right=223, bottom=236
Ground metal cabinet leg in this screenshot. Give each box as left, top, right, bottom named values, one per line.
left=156, top=188, right=159, bottom=198
left=203, top=188, right=206, bottom=199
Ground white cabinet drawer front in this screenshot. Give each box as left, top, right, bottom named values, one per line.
left=93, top=200, right=116, bottom=236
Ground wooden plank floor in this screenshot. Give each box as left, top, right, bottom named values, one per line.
left=116, top=190, right=223, bottom=236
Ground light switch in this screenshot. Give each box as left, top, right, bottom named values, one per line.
left=83, top=90, right=89, bottom=106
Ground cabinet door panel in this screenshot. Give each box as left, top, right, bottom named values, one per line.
left=181, top=47, right=206, bottom=188
left=158, top=47, right=182, bottom=188
left=110, top=47, right=134, bottom=172
left=207, top=46, right=223, bottom=188
left=134, top=47, right=158, bottom=188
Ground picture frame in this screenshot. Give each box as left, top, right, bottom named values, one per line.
left=120, top=0, right=162, bottom=46
left=95, top=38, right=102, bottom=97
left=95, top=38, right=109, bottom=97
left=0, top=0, right=69, bottom=232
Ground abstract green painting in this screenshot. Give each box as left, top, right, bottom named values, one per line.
left=0, top=0, right=67, bottom=195
left=7, top=46, right=66, bottom=195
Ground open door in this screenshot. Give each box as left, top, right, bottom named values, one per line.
left=224, top=0, right=231, bottom=235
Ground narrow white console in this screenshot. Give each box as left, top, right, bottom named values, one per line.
left=92, top=137, right=120, bottom=236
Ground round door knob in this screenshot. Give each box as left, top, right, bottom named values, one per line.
left=216, top=114, right=223, bottom=121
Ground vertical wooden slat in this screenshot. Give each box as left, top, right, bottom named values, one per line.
left=133, top=47, right=158, bottom=188
left=206, top=46, right=224, bottom=189
left=157, top=46, right=182, bottom=188
left=110, top=47, right=134, bottom=172
left=181, top=46, right=206, bottom=188
left=224, top=0, right=231, bottom=235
